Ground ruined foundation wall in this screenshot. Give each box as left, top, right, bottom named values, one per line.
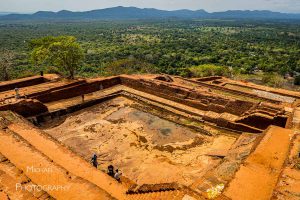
left=34, top=77, right=121, bottom=103
left=227, top=82, right=300, bottom=100
left=195, top=76, right=223, bottom=82
left=0, top=76, right=46, bottom=92
left=258, top=102, right=283, bottom=114
left=120, top=76, right=254, bottom=116
left=0, top=75, right=288, bottom=132
left=34, top=93, right=119, bottom=125
left=184, top=78, right=282, bottom=104
left=0, top=99, right=48, bottom=117
left=121, top=76, right=211, bottom=111
left=27, top=80, right=87, bottom=100
left=120, top=76, right=289, bottom=131
left=285, top=112, right=294, bottom=129
left=202, top=113, right=262, bottom=133
left=236, top=114, right=287, bottom=129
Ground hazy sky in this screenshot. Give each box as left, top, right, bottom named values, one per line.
left=0, top=0, right=299, bottom=13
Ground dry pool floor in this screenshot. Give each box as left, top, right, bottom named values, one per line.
left=43, top=96, right=237, bottom=186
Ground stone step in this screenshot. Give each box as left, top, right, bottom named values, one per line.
left=224, top=126, right=292, bottom=200
left=272, top=133, right=300, bottom=200
left=0, top=159, right=40, bottom=200
left=190, top=133, right=258, bottom=197
left=127, top=190, right=185, bottom=200
left=0, top=154, right=54, bottom=200
left=4, top=111, right=127, bottom=200
left=0, top=129, right=113, bottom=200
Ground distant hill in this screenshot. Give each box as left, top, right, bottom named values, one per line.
left=1, top=6, right=300, bottom=21
left=0, top=12, right=19, bottom=16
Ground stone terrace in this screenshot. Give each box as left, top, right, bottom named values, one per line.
left=0, top=74, right=298, bottom=200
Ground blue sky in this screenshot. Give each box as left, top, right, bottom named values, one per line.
left=0, top=0, right=299, bottom=13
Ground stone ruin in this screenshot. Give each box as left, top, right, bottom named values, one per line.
left=0, top=74, right=299, bottom=200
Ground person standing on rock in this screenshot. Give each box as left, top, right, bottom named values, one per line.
left=114, top=169, right=122, bottom=182
left=91, top=154, right=98, bottom=168
left=14, top=88, right=20, bottom=100
left=107, top=165, right=114, bottom=177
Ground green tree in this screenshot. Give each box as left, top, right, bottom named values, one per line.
left=294, top=75, right=300, bottom=86
left=188, top=64, right=231, bottom=78
left=0, top=49, right=15, bottom=81
left=262, top=73, right=286, bottom=88
left=30, top=36, right=84, bottom=79
left=105, top=58, right=158, bottom=76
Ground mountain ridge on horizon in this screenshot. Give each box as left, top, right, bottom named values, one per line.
left=1, top=6, right=300, bottom=20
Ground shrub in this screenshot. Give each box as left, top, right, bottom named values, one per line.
left=262, top=73, right=286, bottom=88
left=105, top=58, right=158, bottom=76
left=188, top=64, right=231, bottom=77
left=294, top=75, right=300, bottom=85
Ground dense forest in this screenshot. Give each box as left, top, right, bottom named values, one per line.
left=0, top=19, right=299, bottom=88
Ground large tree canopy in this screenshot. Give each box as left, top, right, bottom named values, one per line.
left=0, top=49, right=15, bottom=81
left=30, top=36, right=84, bottom=79
left=105, top=58, right=158, bottom=76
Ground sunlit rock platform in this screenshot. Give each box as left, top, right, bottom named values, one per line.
left=0, top=74, right=299, bottom=200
